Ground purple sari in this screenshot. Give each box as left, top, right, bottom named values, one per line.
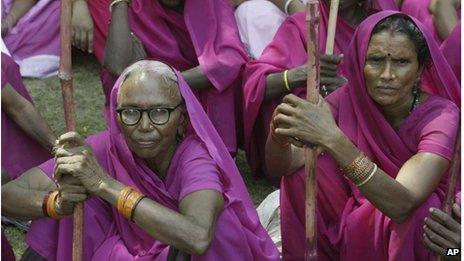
left=89, top=0, right=248, bottom=153
left=26, top=61, right=279, bottom=260
left=1, top=52, right=52, bottom=179
left=1, top=0, right=60, bottom=78
left=280, top=11, right=460, bottom=260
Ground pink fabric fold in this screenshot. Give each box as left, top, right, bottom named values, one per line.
left=1, top=52, right=52, bottom=179
left=280, top=11, right=460, bottom=260
left=2, top=0, right=60, bottom=78
left=440, top=22, right=461, bottom=82
left=242, top=0, right=396, bottom=180
left=26, top=61, right=279, bottom=260
left=89, top=0, right=248, bottom=153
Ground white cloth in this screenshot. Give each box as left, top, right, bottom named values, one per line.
left=234, top=0, right=286, bottom=59
left=257, top=189, right=281, bottom=256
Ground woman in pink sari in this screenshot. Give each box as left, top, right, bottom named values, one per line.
left=242, top=0, right=396, bottom=181
left=87, top=0, right=248, bottom=154
left=1, top=51, right=55, bottom=181
left=267, top=12, right=460, bottom=260
left=2, top=61, right=279, bottom=260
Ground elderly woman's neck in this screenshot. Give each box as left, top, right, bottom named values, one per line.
left=146, top=143, right=178, bottom=179
left=381, top=94, right=414, bottom=131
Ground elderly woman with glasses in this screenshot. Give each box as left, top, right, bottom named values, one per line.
left=2, top=61, right=279, bottom=261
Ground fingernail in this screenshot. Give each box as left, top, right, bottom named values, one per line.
left=429, top=208, right=434, bottom=213
left=424, top=217, right=428, bottom=222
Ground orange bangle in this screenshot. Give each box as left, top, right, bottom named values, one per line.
left=46, top=191, right=63, bottom=219
left=122, top=190, right=144, bottom=220
left=117, top=186, right=133, bottom=214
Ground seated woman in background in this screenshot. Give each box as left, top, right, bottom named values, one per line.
left=1, top=48, right=55, bottom=183
left=2, top=61, right=280, bottom=260
left=267, top=12, right=460, bottom=260
left=87, top=0, right=248, bottom=154
left=242, top=0, right=396, bottom=181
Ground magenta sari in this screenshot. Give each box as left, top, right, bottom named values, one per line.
left=440, top=22, right=461, bottom=83
left=401, top=0, right=460, bottom=44
left=26, top=61, right=279, bottom=260
left=1, top=52, right=52, bottom=179
left=88, top=0, right=248, bottom=153
left=280, top=11, right=460, bottom=260
left=1, top=0, right=60, bottom=78
left=242, top=0, right=396, bottom=180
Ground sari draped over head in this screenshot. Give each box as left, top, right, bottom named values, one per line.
left=242, top=0, right=396, bottom=180
left=280, top=11, right=460, bottom=260
left=1, top=0, right=60, bottom=78
left=89, top=0, right=248, bottom=153
left=26, top=61, right=279, bottom=261
left=1, top=52, right=52, bottom=179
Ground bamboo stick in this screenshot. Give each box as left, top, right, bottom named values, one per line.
left=305, top=2, right=320, bottom=260
left=325, top=0, right=339, bottom=55
left=59, top=0, right=82, bottom=259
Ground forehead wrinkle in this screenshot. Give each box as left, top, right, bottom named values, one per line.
left=368, top=32, right=417, bottom=58
left=118, top=70, right=181, bottom=107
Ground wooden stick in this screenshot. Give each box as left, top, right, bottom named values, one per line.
left=59, top=0, right=82, bottom=259
left=325, top=0, right=339, bottom=55
left=305, top=2, right=320, bottom=260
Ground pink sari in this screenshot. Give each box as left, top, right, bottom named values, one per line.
left=280, top=11, right=460, bottom=260
left=1, top=52, right=52, bottom=179
left=242, top=0, right=396, bottom=180
left=26, top=61, right=279, bottom=260
left=401, top=0, right=460, bottom=44
left=88, top=0, right=248, bottom=153
left=440, top=22, right=461, bottom=83
left=1, top=0, right=60, bottom=78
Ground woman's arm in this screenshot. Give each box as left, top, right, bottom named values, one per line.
left=2, top=85, right=56, bottom=152
left=430, top=0, right=460, bottom=40
left=97, top=178, right=224, bottom=255
left=181, top=66, right=214, bottom=90
left=273, top=94, right=450, bottom=223
left=1, top=0, right=37, bottom=35
left=268, top=0, right=305, bottom=14
left=103, top=1, right=146, bottom=76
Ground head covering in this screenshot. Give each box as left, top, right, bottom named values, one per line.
left=27, top=60, right=279, bottom=260
left=242, top=0, right=397, bottom=180
left=1, top=52, right=52, bottom=179
left=280, top=11, right=460, bottom=260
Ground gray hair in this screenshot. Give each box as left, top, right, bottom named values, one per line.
left=117, top=61, right=181, bottom=101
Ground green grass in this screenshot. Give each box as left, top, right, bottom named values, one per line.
left=4, top=51, right=275, bottom=258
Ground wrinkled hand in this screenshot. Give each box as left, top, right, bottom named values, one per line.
left=288, top=54, right=346, bottom=97
left=429, top=0, right=438, bottom=13
left=54, top=132, right=108, bottom=194
left=273, top=94, right=339, bottom=148
left=423, top=205, right=461, bottom=258
left=72, top=0, right=94, bottom=53
left=54, top=174, right=87, bottom=215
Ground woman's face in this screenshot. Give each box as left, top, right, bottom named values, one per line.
left=364, top=30, right=422, bottom=110
left=117, top=71, right=185, bottom=160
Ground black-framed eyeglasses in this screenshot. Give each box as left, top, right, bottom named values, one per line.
left=116, top=102, right=183, bottom=126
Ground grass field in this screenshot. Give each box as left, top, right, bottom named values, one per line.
left=4, top=51, right=275, bottom=259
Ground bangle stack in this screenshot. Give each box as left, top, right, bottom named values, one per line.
left=109, top=0, right=131, bottom=11
left=342, top=153, right=378, bottom=187
left=117, top=186, right=146, bottom=221
left=42, top=191, right=64, bottom=219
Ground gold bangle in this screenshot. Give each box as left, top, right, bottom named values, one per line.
left=117, top=186, right=133, bottom=214
left=283, top=70, right=291, bottom=92
left=109, top=0, right=130, bottom=11
left=47, top=191, right=63, bottom=220
left=356, top=163, right=377, bottom=187
left=122, top=190, right=144, bottom=220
